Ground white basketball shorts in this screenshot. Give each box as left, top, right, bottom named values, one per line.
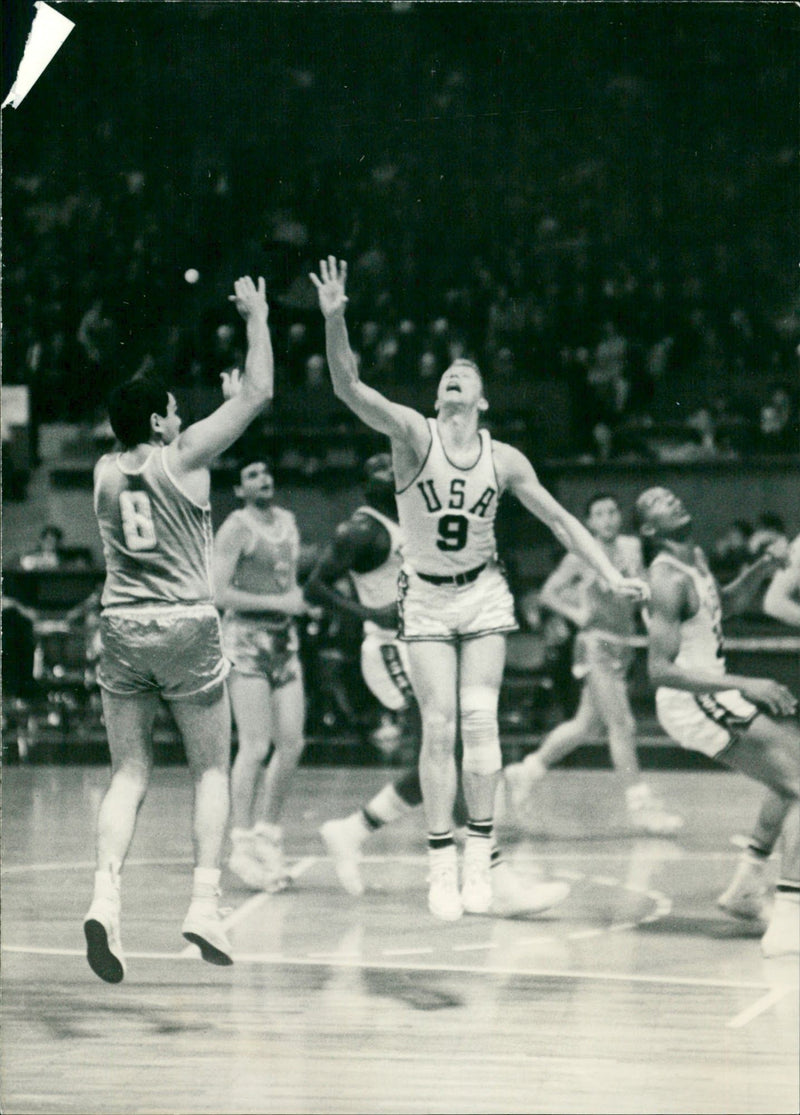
left=656, top=686, right=759, bottom=758
left=398, top=561, right=518, bottom=643
left=361, top=630, right=413, bottom=711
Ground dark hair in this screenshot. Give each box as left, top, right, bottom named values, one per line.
left=585, top=492, right=619, bottom=518
left=758, top=512, right=786, bottom=534
left=106, top=376, right=171, bottom=449
left=236, top=455, right=273, bottom=484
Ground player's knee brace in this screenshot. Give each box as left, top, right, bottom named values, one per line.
left=460, top=686, right=501, bottom=775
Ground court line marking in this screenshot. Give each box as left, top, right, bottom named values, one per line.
left=727, top=985, right=796, bottom=1029
left=2, top=942, right=772, bottom=992
left=0, top=850, right=746, bottom=875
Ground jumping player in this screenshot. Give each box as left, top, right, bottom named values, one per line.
left=214, top=458, right=306, bottom=893
left=503, top=493, right=682, bottom=835
left=311, top=257, right=647, bottom=922
left=308, top=452, right=570, bottom=917
left=638, top=486, right=799, bottom=956
left=84, top=276, right=273, bottom=981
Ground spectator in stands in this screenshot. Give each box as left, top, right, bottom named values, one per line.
left=748, top=513, right=790, bottom=562
left=763, top=533, right=800, bottom=628
left=20, top=525, right=65, bottom=570
left=711, top=520, right=753, bottom=585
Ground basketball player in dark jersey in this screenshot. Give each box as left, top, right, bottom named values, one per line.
left=312, top=257, right=646, bottom=922
left=84, top=276, right=273, bottom=982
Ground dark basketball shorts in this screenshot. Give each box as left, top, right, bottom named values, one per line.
left=98, top=603, right=229, bottom=700
left=221, top=612, right=300, bottom=690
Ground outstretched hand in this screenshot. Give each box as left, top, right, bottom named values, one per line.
left=612, top=576, right=650, bottom=603
left=228, top=275, right=268, bottom=322
left=309, top=256, right=349, bottom=318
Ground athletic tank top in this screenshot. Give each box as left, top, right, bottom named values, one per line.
left=348, top=507, right=404, bottom=634
left=583, top=535, right=642, bottom=636
left=94, top=448, right=213, bottom=608
left=396, top=418, right=500, bottom=575
left=225, top=507, right=300, bottom=599
left=651, top=549, right=725, bottom=675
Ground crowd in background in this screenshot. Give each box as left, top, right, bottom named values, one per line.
left=3, top=5, right=798, bottom=464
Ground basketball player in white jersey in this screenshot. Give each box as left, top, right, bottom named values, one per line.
left=308, top=453, right=569, bottom=916
left=504, top=493, right=683, bottom=835
left=638, top=486, right=799, bottom=956
left=84, top=276, right=273, bottom=981
left=214, top=457, right=307, bottom=893
left=311, top=257, right=646, bottom=921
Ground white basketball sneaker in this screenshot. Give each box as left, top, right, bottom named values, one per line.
left=228, top=829, right=269, bottom=891
left=626, top=784, right=684, bottom=836
left=320, top=816, right=366, bottom=896
left=84, top=896, right=126, bottom=984
left=760, top=892, right=799, bottom=958
left=252, top=823, right=292, bottom=893
left=182, top=885, right=233, bottom=966
left=461, top=838, right=493, bottom=915
left=490, top=859, right=571, bottom=918
left=718, top=854, right=770, bottom=920
left=427, top=845, right=463, bottom=921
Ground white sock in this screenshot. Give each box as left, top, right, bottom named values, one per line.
left=365, top=783, right=414, bottom=826
left=93, top=865, right=121, bottom=903
left=192, top=867, right=221, bottom=896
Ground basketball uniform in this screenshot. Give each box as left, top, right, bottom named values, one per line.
left=653, top=549, right=758, bottom=757
left=395, top=419, right=517, bottom=641
left=219, top=507, right=301, bottom=689
left=571, top=534, right=642, bottom=679
left=348, top=506, right=412, bottom=711
left=94, top=447, right=227, bottom=699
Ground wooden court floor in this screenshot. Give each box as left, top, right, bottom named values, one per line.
left=1, top=763, right=798, bottom=1115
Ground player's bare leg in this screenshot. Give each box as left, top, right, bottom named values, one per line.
left=502, top=685, right=603, bottom=822
left=251, top=670, right=306, bottom=890
left=171, top=687, right=234, bottom=965
left=588, top=667, right=683, bottom=835
left=407, top=640, right=462, bottom=920
left=722, top=715, right=799, bottom=956
left=84, top=689, right=159, bottom=983
left=227, top=672, right=275, bottom=889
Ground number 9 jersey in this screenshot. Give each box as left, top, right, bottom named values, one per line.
left=396, top=418, right=500, bottom=576
left=94, top=448, right=214, bottom=607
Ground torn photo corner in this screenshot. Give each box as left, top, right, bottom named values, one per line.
left=2, top=1, right=75, bottom=110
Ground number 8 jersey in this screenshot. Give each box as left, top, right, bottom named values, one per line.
left=396, top=418, right=501, bottom=575
left=94, top=447, right=214, bottom=607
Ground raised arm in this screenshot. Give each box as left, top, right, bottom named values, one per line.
left=647, top=562, right=797, bottom=716
left=171, top=276, right=274, bottom=472
left=496, top=442, right=646, bottom=601
left=538, top=553, right=591, bottom=628
left=720, top=546, right=787, bottom=619
left=763, top=564, right=800, bottom=627
left=305, top=516, right=398, bottom=627
left=213, top=516, right=305, bottom=617
left=309, top=257, right=429, bottom=451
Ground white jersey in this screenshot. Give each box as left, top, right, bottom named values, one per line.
left=652, top=548, right=725, bottom=677
left=396, top=418, right=500, bottom=576
left=348, top=506, right=404, bottom=637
